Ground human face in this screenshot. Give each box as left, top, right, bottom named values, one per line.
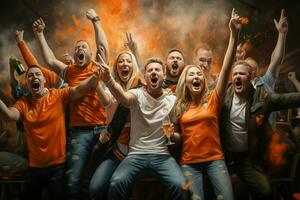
left=116, top=53, right=133, bottom=83
left=194, top=49, right=212, bottom=75
left=74, top=41, right=92, bottom=67
left=231, top=64, right=252, bottom=96
left=144, top=62, right=165, bottom=95
left=166, top=51, right=184, bottom=78
left=26, top=67, right=46, bottom=96
left=186, top=66, right=205, bottom=97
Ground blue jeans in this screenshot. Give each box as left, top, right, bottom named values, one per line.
left=89, top=153, right=120, bottom=200
left=23, top=163, right=65, bottom=200
left=66, top=126, right=107, bottom=200
left=108, top=154, right=188, bottom=200
left=181, top=160, right=234, bottom=200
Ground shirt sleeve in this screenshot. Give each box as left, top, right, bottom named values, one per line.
left=12, top=98, right=26, bottom=118
left=208, top=90, right=222, bottom=114
left=260, top=71, right=275, bottom=93
left=57, top=87, right=72, bottom=103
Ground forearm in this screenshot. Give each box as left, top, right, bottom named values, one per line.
left=132, top=48, right=144, bottom=74
left=96, top=82, right=111, bottom=107
left=290, top=78, right=300, bottom=92
left=18, top=40, right=39, bottom=67
left=105, top=78, right=133, bottom=107
left=268, top=92, right=300, bottom=112
left=71, top=76, right=98, bottom=100
left=93, top=21, right=109, bottom=64
left=268, top=33, right=286, bottom=77
left=36, top=33, right=65, bottom=74
left=0, top=100, right=19, bottom=121
left=216, top=32, right=238, bottom=98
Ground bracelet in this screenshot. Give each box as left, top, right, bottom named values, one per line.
left=92, top=16, right=100, bottom=23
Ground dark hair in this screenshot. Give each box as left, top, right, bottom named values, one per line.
left=144, top=57, right=165, bottom=73
left=167, top=48, right=184, bottom=59
left=25, top=65, right=43, bottom=77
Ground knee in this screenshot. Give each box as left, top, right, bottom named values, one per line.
left=255, top=182, right=272, bottom=199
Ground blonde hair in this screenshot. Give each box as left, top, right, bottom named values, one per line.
left=112, top=51, right=140, bottom=91
left=175, top=65, right=209, bottom=117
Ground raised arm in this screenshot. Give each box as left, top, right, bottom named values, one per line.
left=96, top=82, right=111, bottom=107
left=267, top=92, right=300, bottom=113
left=32, top=18, right=67, bottom=75
left=266, top=9, right=288, bottom=77
left=288, top=72, right=300, bottom=92
left=215, top=8, right=242, bottom=99
left=0, top=100, right=20, bottom=121
left=86, top=9, right=109, bottom=64
left=125, top=32, right=144, bottom=73
left=15, top=30, right=39, bottom=66
left=97, top=54, right=136, bottom=107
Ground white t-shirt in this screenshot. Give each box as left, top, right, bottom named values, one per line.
left=128, top=87, right=176, bottom=155
left=226, top=93, right=248, bottom=152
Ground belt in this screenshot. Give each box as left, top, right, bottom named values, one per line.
left=71, top=126, right=105, bottom=131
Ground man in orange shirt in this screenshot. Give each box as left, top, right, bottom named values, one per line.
left=32, top=9, right=109, bottom=200
left=0, top=64, right=101, bottom=200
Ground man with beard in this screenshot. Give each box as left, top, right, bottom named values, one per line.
left=162, top=49, right=185, bottom=93
left=32, top=9, right=109, bottom=200
left=220, top=60, right=300, bottom=200
left=98, top=56, right=188, bottom=200
left=193, top=46, right=216, bottom=90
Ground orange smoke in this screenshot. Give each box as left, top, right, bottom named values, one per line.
left=268, top=132, right=288, bottom=173
left=51, top=0, right=247, bottom=72
left=240, top=17, right=249, bottom=25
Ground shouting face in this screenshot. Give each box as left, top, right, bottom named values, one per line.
left=144, top=62, right=165, bottom=96
left=231, top=63, right=252, bottom=97
left=185, top=66, right=205, bottom=98
left=116, top=53, right=133, bottom=84
left=166, top=51, right=184, bottom=79
left=74, top=40, right=92, bottom=68
left=26, top=67, right=46, bottom=96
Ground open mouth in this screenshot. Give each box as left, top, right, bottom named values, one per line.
left=192, top=82, right=200, bottom=87
left=78, top=53, right=84, bottom=61
left=32, top=82, right=40, bottom=89
left=121, top=70, right=129, bottom=77
left=172, top=63, right=178, bottom=70
left=235, top=79, right=242, bottom=90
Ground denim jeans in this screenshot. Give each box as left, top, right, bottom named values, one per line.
left=66, top=126, right=107, bottom=200
left=181, top=160, right=234, bottom=200
left=89, top=153, right=120, bottom=200
left=229, top=156, right=272, bottom=200
left=23, top=163, right=65, bottom=200
left=108, top=154, right=188, bottom=200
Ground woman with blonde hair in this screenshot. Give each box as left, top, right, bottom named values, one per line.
left=175, top=9, right=242, bottom=200
left=89, top=51, right=145, bottom=200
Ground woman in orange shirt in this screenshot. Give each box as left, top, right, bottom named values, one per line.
left=89, top=51, right=145, bottom=200
left=175, top=9, right=242, bottom=200
left=0, top=65, right=100, bottom=200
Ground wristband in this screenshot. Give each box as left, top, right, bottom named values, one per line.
left=92, top=16, right=100, bottom=23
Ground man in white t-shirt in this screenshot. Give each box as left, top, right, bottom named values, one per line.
left=100, top=56, right=187, bottom=200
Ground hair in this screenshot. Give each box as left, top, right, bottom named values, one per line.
left=25, top=65, right=43, bottom=77
left=112, top=51, right=140, bottom=91
left=233, top=60, right=253, bottom=75
left=167, top=48, right=184, bottom=59
left=193, top=45, right=212, bottom=58
left=175, top=65, right=209, bottom=117
left=144, top=57, right=165, bottom=74
left=75, top=40, right=91, bottom=47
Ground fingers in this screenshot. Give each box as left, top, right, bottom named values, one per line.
left=126, top=32, right=130, bottom=42
left=231, top=8, right=235, bottom=18
left=273, top=19, right=278, bottom=27
left=280, top=9, right=285, bottom=19
left=97, top=53, right=106, bottom=64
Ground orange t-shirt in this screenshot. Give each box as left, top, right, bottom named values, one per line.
left=65, top=63, right=106, bottom=127
left=18, top=41, right=60, bottom=89
left=179, top=90, right=224, bottom=164
left=13, top=88, right=71, bottom=168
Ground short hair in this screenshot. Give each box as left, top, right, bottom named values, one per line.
left=144, top=57, right=165, bottom=74
left=75, top=40, right=91, bottom=48
left=194, top=45, right=212, bottom=58
left=233, top=60, right=252, bottom=75
left=167, top=48, right=184, bottom=59
left=25, top=65, right=43, bottom=77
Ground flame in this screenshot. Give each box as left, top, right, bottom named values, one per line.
left=268, top=132, right=288, bottom=173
